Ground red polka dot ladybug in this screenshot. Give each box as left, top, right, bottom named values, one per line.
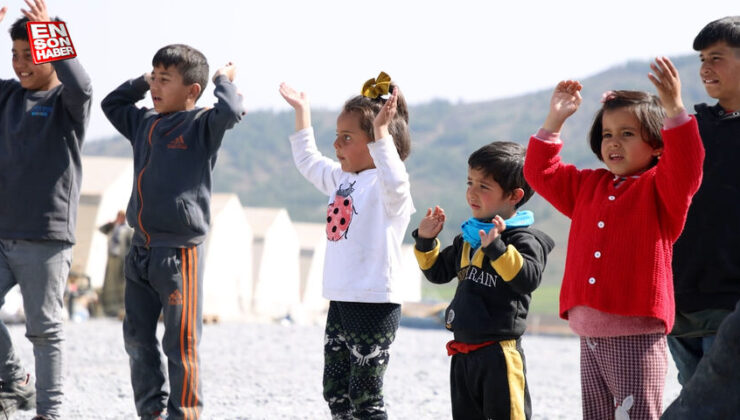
left=326, top=181, right=357, bottom=241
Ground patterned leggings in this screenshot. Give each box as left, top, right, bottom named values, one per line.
left=580, top=333, right=667, bottom=420
left=323, top=301, right=401, bottom=420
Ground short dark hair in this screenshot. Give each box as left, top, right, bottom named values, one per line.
left=9, top=17, right=29, bottom=41
left=152, top=44, right=209, bottom=99
left=9, top=16, right=61, bottom=41
left=468, top=141, right=533, bottom=209
left=588, top=91, right=664, bottom=167
left=342, top=82, right=411, bottom=161
left=693, top=16, right=740, bottom=50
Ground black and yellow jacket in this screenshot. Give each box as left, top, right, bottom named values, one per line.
left=414, top=226, right=554, bottom=343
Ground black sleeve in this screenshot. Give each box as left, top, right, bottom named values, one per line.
left=413, top=230, right=462, bottom=285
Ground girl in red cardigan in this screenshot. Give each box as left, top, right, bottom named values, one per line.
left=523, top=57, right=704, bottom=420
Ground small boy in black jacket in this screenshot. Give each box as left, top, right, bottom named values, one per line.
left=413, top=141, right=553, bottom=420
left=101, top=44, right=244, bottom=420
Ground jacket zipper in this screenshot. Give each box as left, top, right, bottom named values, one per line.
left=137, top=117, right=161, bottom=247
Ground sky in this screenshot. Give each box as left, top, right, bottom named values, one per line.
left=1, top=0, right=738, bottom=141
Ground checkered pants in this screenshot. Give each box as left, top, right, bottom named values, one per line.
left=580, top=333, right=667, bottom=420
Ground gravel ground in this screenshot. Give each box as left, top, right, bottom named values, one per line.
left=7, top=318, right=680, bottom=419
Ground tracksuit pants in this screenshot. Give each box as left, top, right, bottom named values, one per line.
left=123, top=244, right=204, bottom=420
left=450, top=338, right=531, bottom=420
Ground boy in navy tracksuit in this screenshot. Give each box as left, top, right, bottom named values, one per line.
left=101, top=44, right=244, bottom=420
left=0, top=2, right=92, bottom=419
left=413, top=142, right=553, bottom=420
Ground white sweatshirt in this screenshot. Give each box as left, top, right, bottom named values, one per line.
left=289, top=127, right=415, bottom=303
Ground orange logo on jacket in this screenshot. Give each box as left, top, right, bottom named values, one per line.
left=168, top=290, right=183, bottom=305
left=167, top=135, right=187, bottom=150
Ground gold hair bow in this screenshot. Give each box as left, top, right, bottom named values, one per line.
left=361, top=72, right=391, bottom=99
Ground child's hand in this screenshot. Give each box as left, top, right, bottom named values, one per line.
left=144, top=71, right=153, bottom=86
left=543, top=80, right=582, bottom=133
left=0, top=7, right=7, bottom=24
left=417, top=206, right=446, bottom=239
left=373, top=87, right=398, bottom=140
left=279, top=82, right=309, bottom=110
left=213, top=62, right=236, bottom=83
left=479, top=215, right=506, bottom=248
left=21, top=0, right=49, bottom=22
left=648, top=56, right=684, bottom=118
left=279, top=82, right=311, bottom=131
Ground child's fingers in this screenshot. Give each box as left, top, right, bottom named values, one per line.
left=425, top=208, right=433, bottom=217
left=658, top=56, right=679, bottom=79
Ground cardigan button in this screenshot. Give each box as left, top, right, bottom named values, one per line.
left=588, top=277, right=596, bottom=284
left=594, top=251, right=601, bottom=258
left=598, top=221, right=605, bottom=228
left=608, top=195, right=616, bottom=201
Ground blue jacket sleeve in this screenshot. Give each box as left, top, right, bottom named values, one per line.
left=52, top=58, right=93, bottom=128
left=101, top=75, right=152, bottom=143
left=200, top=75, right=245, bottom=153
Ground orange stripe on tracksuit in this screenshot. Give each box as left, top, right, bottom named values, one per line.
left=179, top=247, right=200, bottom=419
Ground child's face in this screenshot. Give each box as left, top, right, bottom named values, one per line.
left=334, top=111, right=375, bottom=173
left=600, top=108, right=662, bottom=177
left=149, top=64, right=197, bottom=114
left=466, top=167, right=517, bottom=220
left=699, top=41, right=740, bottom=110
left=12, top=39, right=58, bottom=91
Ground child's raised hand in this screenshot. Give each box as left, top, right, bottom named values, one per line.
left=648, top=56, right=684, bottom=118
left=543, top=80, right=582, bottom=133
left=0, top=7, right=7, bottom=24
left=279, top=82, right=311, bottom=131
left=21, top=0, right=49, bottom=22
left=279, top=82, right=310, bottom=111
left=417, top=206, right=446, bottom=239
left=479, top=215, right=506, bottom=248
left=373, top=87, right=398, bottom=140
left=213, top=62, right=237, bottom=83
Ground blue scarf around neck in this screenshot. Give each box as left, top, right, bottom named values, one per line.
left=460, top=210, right=534, bottom=249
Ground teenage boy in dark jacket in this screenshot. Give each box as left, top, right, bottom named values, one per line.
left=0, top=2, right=92, bottom=419
left=101, top=43, right=244, bottom=420
left=413, top=141, right=554, bottom=420
left=669, top=15, right=740, bottom=386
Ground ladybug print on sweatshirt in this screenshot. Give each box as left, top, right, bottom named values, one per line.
left=326, top=181, right=358, bottom=241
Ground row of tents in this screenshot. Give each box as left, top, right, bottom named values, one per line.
left=68, top=156, right=423, bottom=323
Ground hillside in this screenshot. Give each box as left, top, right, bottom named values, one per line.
left=84, top=55, right=708, bottom=293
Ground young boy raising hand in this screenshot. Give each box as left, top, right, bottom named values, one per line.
left=0, top=1, right=92, bottom=419
left=102, top=44, right=244, bottom=420
left=413, top=142, right=554, bottom=420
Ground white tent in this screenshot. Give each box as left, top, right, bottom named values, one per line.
left=244, top=207, right=301, bottom=320
left=293, top=222, right=328, bottom=319
left=398, top=244, right=423, bottom=302
left=73, top=156, right=133, bottom=289
left=202, top=194, right=253, bottom=321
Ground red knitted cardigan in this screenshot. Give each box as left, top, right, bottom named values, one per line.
left=523, top=117, right=704, bottom=333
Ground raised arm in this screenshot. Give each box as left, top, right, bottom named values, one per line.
left=279, top=82, right=311, bottom=131
left=100, top=74, right=151, bottom=143
left=648, top=56, right=684, bottom=118
left=523, top=81, right=586, bottom=218
left=21, top=0, right=92, bottom=122
left=368, top=87, right=414, bottom=217
left=413, top=210, right=461, bottom=285
left=648, top=57, right=705, bottom=239
left=281, top=82, right=342, bottom=195
left=542, top=80, right=583, bottom=133
left=482, top=230, right=552, bottom=295
left=201, top=62, right=245, bottom=152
